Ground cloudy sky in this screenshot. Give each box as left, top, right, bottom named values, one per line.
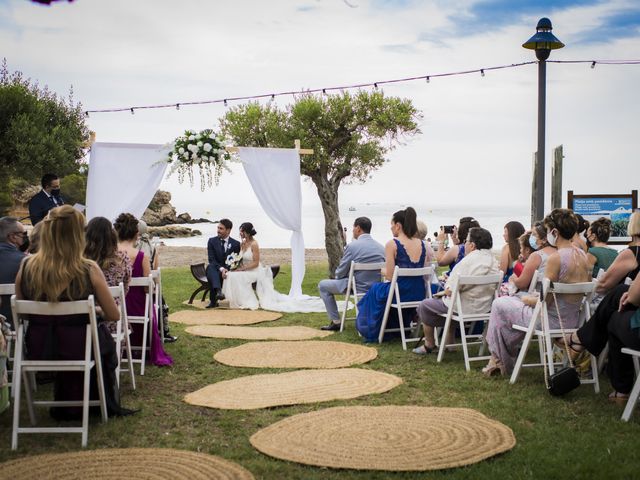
left=2, top=0, right=639, bottom=216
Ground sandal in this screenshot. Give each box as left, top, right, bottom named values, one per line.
left=412, top=344, right=436, bottom=355
left=481, top=357, right=503, bottom=377
left=557, top=333, right=585, bottom=362
left=608, top=391, right=630, bottom=403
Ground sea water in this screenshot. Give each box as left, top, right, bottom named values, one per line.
left=161, top=202, right=531, bottom=250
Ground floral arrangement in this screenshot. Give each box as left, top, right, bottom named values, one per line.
left=226, top=252, right=243, bottom=271
left=166, top=129, right=232, bottom=191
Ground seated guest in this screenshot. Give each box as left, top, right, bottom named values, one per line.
left=0, top=217, right=27, bottom=326
left=413, top=227, right=498, bottom=354
left=318, top=217, right=385, bottom=331
left=27, top=221, right=43, bottom=254
left=572, top=213, right=589, bottom=252
left=85, top=217, right=131, bottom=333
left=484, top=209, right=591, bottom=376
left=28, top=173, right=64, bottom=226
left=416, top=220, right=435, bottom=262
left=513, top=232, right=536, bottom=277
left=561, top=275, right=640, bottom=401
left=15, top=205, right=133, bottom=417
left=586, top=217, right=618, bottom=278
left=508, top=221, right=556, bottom=294
left=434, top=217, right=480, bottom=282
left=114, top=213, right=172, bottom=366
left=356, top=207, right=426, bottom=342
left=595, top=212, right=640, bottom=294
left=499, top=221, right=525, bottom=283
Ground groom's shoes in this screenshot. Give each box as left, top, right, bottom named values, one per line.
left=206, top=298, right=219, bottom=309
left=321, top=322, right=341, bottom=332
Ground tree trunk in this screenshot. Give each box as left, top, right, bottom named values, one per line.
left=313, top=177, right=344, bottom=277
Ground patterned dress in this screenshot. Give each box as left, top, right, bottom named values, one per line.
left=486, top=247, right=586, bottom=374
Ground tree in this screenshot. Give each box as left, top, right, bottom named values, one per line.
left=220, top=90, right=421, bottom=274
left=0, top=59, right=89, bottom=213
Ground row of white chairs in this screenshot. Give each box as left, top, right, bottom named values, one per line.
left=1, top=267, right=164, bottom=449
left=337, top=260, right=640, bottom=421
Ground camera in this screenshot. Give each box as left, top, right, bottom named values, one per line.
left=441, top=225, right=455, bottom=234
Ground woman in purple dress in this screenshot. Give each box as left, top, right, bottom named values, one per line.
left=114, top=213, right=172, bottom=367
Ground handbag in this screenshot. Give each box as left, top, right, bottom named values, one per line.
left=541, top=291, right=581, bottom=396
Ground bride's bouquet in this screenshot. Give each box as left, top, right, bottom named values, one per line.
left=165, top=128, right=233, bottom=191
left=226, top=252, right=243, bottom=271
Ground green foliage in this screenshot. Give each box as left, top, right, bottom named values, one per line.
left=612, top=219, right=629, bottom=237
left=220, top=90, right=421, bottom=184
left=60, top=172, right=87, bottom=206
left=0, top=59, right=89, bottom=183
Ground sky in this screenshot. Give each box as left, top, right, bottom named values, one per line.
left=2, top=0, right=639, bottom=219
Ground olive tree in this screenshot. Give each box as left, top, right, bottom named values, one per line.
left=220, top=90, right=421, bottom=274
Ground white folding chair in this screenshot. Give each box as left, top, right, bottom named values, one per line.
left=621, top=348, right=640, bottom=422
left=378, top=265, right=434, bottom=350
left=339, top=261, right=385, bottom=332
left=510, top=278, right=599, bottom=393
left=436, top=272, right=503, bottom=371
left=0, top=283, right=16, bottom=395
left=108, top=283, right=136, bottom=390
left=126, top=275, right=153, bottom=376
left=151, top=268, right=163, bottom=343
left=10, top=295, right=108, bottom=450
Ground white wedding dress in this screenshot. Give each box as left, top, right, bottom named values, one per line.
left=222, top=247, right=327, bottom=313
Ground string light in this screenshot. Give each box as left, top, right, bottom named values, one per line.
left=82, top=59, right=640, bottom=115
left=84, top=111, right=89, bottom=117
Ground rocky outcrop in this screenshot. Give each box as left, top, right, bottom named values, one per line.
left=142, top=190, right=213, bottom=226
left=148, top=226, right=202, bottom=238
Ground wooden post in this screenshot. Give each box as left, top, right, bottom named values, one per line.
left=531, top=152, right=540, bottom=225
left=551, top=144, right=563, bottom=209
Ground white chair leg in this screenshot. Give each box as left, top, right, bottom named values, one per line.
left=510, top=324, right=537, bottom=384
left=22, top=370, right=36, bottom=426
left=81, top=360, right=91, bottom=447
left=459, top=321, right=471, bottom=371
left=140, top=318, right=148, bottom=376
left=590, top=354, right=600, bottom=394
left=436, top=312, right=453, bottom=363
left=10, top=325, right=23, bottom=451
left=123, top=319, right=136, bottom=390
left=622, top=374, right=640, bottom=422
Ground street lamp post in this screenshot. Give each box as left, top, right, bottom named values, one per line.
left=523, top=18, right=564, bottom=221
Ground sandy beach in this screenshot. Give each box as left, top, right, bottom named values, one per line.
left=157, top=245, right=328, bottom=268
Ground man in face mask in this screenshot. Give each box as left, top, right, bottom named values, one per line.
left=0, top=217, right=28, bottom=326
left=28, top=173, right=64, bottom=226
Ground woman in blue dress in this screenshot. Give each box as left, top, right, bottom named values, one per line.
left=356, top=207, right=426, bottom=342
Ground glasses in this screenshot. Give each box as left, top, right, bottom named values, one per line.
left=12, top=231, right=27, bottom=237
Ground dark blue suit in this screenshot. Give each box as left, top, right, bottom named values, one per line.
left=0, top=242, right=26, bottom=326
left=206, top=235, right=241, bottom=291
left=28, top=190, right=64, bottom=225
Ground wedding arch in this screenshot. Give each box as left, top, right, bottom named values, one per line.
left=86, top=141, right=311, bottom=298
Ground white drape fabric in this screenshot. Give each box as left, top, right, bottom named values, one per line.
left=238, top=147, right=305, bottom=297
left=86, top=142, right=169, bottom=222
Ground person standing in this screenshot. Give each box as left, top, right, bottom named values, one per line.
left=0, top=217, right=27, bottom=325
left=205, top=218, right=241, bottom=308
left=28, top=173, right=64, bottom=226
left=319, top=217, right=385, bottom=331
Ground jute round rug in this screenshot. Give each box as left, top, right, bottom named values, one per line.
left=250, top=406, right=515, bottom=471
left=172, top=309, right=282, bottom=326
left=186, top=325, right=333, bottom=341
left=214, top=341, right=378, bottom=368
left=0, top=448, right=254, bottom=479
left=184, top=368, right=402, bottom=410
left=182, top=299, right=231, bottom=310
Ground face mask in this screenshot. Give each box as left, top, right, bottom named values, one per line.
left=18, top=235, right=30, bottom=252
left=546, top=231, right=558, bottom=247
left=528, top=236, right=538, bottom=250
left=51, top=188, right=61, bottom=197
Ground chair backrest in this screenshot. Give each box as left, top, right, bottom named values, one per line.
left=391, top=265, right=435, bottom=281
left=127, top=275, right=153, bottom=317
left=190, top=263, right=208, bottom=284
left=107, top=282, right=126, bottom=321
left=455, top=273, right=503, bottom=286
left=540, top=278, right=595, bottom=325
left=11, top=295, right=98, bottom=325
left=527, top=270, right=539, bottom=294
left=0, top=284, right=15, bottom=296
left=450, top=271, right=503, bottom=315
left=352, top=261, right=386, bottom=272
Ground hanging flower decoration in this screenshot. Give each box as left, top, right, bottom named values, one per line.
left=166, top=129, right=233, bottom=191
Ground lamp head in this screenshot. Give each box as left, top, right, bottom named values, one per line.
left=523, top=17, right=564, bottom=60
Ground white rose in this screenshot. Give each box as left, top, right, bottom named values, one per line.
left=182, top=152, right=189, bottom=159
left=201, top=155, right=208, bottom=162
left=193, top=156, right=201, bottom=164
left=203, top=143, right=212, bottom=152
left=189, top=135, right=196, bottom=141
left=209, top=133, right=216, bottom=139
left=188, top=144, right=197, bottom=153
left=178, top=147, right=185, bottom=154
left=197, top=141, right=203, bottom=147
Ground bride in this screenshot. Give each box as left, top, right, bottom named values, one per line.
left=222, top=222, right=327, bottom=313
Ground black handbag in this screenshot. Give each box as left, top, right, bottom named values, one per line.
left=541, top=291, right=581, bottom=396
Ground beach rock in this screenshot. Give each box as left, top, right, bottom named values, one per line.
left=142, top=190, right=177, bottom=226
left=175, top=212, right=214, bottom=224
left=148, top=225, right=202, bottom=238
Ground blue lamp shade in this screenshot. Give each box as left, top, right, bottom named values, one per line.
left=523, top=17, right=564, bottom=50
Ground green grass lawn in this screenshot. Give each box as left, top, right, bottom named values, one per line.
left=1, top=264, right=638, bottom=478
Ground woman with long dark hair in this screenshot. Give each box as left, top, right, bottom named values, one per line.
left=499, top=221, right=525, bottom=283
left=356, top=207, right=426, bottom=342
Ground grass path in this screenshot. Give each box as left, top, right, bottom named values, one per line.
left=0, top=264, right=638, bottom=478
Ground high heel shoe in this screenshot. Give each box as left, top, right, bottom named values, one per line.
left=561, top=333, right=585, bottom=362
left=481, top=357, right=503, bottom=377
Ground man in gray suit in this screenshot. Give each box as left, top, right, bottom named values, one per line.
left=319, top=217, right=385, bottom=331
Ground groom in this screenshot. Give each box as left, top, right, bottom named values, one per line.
left=206, top=218, right=241, bottom=308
